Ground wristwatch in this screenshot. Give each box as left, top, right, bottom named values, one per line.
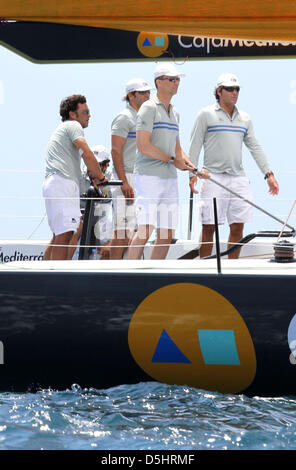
left=264, top=171, right=274, bottom=180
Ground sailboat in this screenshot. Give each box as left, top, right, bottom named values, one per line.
left=0, top=1, right=296, bottom=396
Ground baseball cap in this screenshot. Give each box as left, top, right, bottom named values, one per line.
left=216, top=73, right=240, bottom=88
left=154, top=63, right=185, bottom=79
left=124, top=77, right=153, bottom=97
left=92, top=145, right=111, bottom=163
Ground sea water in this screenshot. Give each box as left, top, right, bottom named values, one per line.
left=0, top=382, right=295, bottom=451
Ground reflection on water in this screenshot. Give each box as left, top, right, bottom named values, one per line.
left=0, top=382, right=295, bottom=450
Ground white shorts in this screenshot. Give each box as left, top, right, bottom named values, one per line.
left=93, top=202, right=114, bottom=244
left=42, top=174, right=81, bottom=235
left=134, top=174, right=178, bottom=230
left=200, top=174, right=253, bottom=225
left=111, top=172, right=137, bottom=231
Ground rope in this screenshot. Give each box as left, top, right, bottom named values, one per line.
left=1, top=168, right=296, bottom=174
left=0, top=213, right=294, bottom=220
left=27, top=213, right=47, bottom=239
left=1, top=195, right=296, bottom=202
left=277, top=200, right=296, bottom=241
left=14, top=239, right=291, bottom=250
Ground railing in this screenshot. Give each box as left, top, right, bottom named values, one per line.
left=1, top=169, right=296, bottom=262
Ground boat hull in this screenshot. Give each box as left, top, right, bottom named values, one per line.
left=0, top=265, right=295, bottom=396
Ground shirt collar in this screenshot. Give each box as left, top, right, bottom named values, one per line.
left=126, top=102, right=137, bottom=115
left=152, top=94, right=174, bottom=110
left=215, top=102, right=239, bottom=118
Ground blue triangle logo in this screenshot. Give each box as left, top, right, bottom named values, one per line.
left=142, top=38, right=152, bottom=47
left=152, top=329, right=191, bottom=363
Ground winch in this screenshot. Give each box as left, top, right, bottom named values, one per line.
left=272, top=240, right=296, bottom=263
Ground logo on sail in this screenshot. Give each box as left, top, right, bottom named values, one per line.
left=137, top=32, right=169, bottom=57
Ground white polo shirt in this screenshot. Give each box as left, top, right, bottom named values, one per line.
left=134, top=94, right=179, bottom=179
left=45, top=120, right=84, bottom=186
left=189, top=103, right=270, bottom=176
left=111, top=103, right=137, bottom=174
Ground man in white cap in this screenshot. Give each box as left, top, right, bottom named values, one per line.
left=109, top=78, right=153, bottom=259
left=189, top=73, right=279, bottom=258
left=127, top=63, right=196, bottom=260
left=80, top=145, right=112, bottom=201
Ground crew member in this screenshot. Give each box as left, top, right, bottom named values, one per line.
left=67, top=145, right=113, bottom=260
left=110, top=77, right=153, bottom=259
left=189, top=73, right=279, bottom=258
left=42, top=95, right=107, bottom=260
left=128, top=63, right=196, bottom=260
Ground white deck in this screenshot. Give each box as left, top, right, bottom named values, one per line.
left=0, top=236, right=295, bottom=275
left=0, top=236, right=290, bottom=261
left=1, top=258, right=295, bottom=276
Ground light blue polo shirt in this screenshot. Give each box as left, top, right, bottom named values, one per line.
left=111, top=103, right=137, bottom=174
left=134, top=95, right=179, bottom=179
left=189, top=103, right=270, bottom=176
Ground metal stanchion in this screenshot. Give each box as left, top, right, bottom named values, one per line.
left=79, top=186, right=98, bottom=260
left=213, top=197, right=221, bottom=274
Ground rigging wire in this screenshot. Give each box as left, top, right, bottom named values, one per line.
left=277, top=200, right=296, bottom=241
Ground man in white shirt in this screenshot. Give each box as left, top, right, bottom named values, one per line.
left=110, top=78, right=153, bottom=259
left=189, top=73, right=279, bottom=258
left=67, top=145, right=113, bottom=260
left=128, top=63, right=195, bottom=260
left=43, top=94, right=107, bottom=260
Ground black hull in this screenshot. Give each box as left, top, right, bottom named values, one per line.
left=0, top=269, right=295, bottom=397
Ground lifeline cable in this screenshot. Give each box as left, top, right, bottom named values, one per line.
left=193, top=169, right=295, bottom=232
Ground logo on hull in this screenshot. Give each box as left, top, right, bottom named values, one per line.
left=128, top=283, right=257, bottom=394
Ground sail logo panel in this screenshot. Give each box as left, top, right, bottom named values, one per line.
left=1, top=22, right=296, bottom=62
left=137, top=32, right=169, bottom=58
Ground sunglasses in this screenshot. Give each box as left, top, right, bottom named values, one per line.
left=75, top=109, right=90, bottom=115
left=158, top=77, right=180, bottom=83
left=222, top=86, right=240, bottom=93
left=137, top=90, right=151, bottom=95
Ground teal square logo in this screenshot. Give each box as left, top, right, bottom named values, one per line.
left=198, top=329, right=240, bottom=365
left=155, top=36, right=165, bottom=47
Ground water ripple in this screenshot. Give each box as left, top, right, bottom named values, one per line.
left=0, top=382, right=295, bottom=450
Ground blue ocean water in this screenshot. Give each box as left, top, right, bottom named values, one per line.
left=0, top=382, right=295, bottom=450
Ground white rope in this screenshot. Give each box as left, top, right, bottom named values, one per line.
left=0, top=195, right=295, bottom=202
left=277, top=200, right=296, bottom=241
left=0, top=215, right=46, bottom=218
left=0, top=169, right=44, bottom=173
left=27, top=213, right=47, bottom=239
left=0, top=213, right=294, bottom=219
left=1, top=168, right=296, bottom=174
left=12, top=239, right=293, bottom=249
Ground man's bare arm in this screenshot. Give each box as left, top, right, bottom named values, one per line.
left=74, top=137, right=106, bottom=187
left=111, top=135, right=134, bottom=201
left=136, top=130, right=171, bottom=162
